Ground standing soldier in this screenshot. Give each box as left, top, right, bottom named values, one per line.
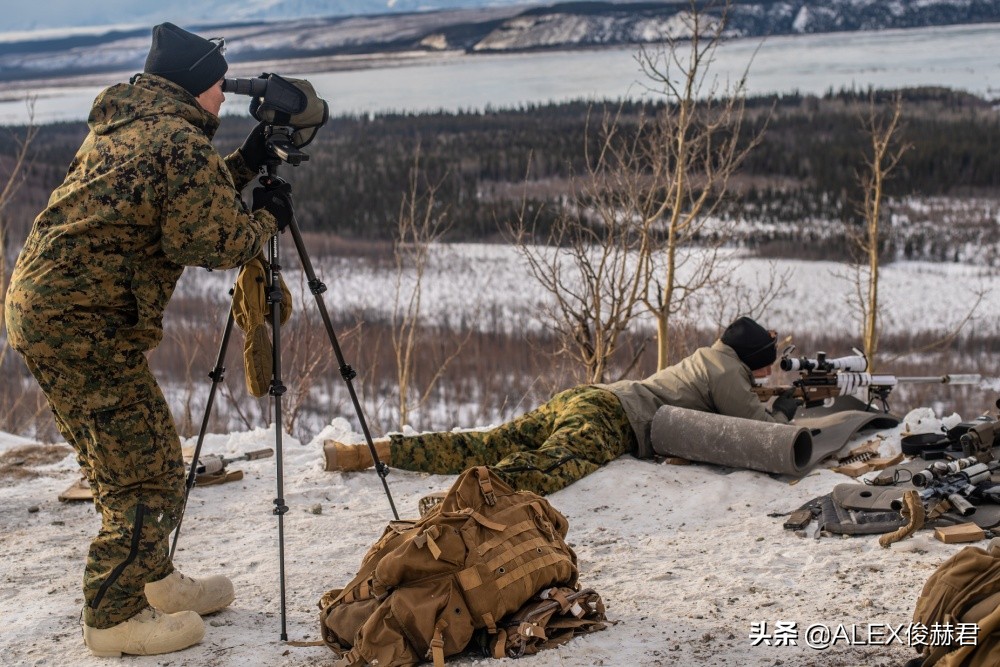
left=4, top=22, right=291, bottom=657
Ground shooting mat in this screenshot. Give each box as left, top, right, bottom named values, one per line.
left=794, top=401, right=901, bottom=469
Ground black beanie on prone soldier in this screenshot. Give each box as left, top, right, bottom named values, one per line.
left=143, top=22, right=227, bottom=96
left=720, top=316, right=776, bottom=370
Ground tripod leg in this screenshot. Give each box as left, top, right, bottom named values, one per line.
left=285, top=215, right=400, bottom=521
left=266, top=234, right=290, bottom=642
left=170, top=307, right=236, bottom=560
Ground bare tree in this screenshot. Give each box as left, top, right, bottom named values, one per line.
left=851, top=92, right=908, bottom=369
left=509, top=109, right=654, bottom=384
left=391, top=150, right=471, bottom=427
left=634, top=0, right=768, bottom=369
left=0, top=99, right=38, bottom=365
left=845, top=93, right=984, bottom=370
left=510, top=1, right=774, bottom=379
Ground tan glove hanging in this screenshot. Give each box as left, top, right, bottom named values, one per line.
left=232, top=253, right=294, bottom=398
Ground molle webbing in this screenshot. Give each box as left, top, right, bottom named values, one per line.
left=318, top=466, right=578, bottom=664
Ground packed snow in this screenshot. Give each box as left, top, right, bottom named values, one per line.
left=0, top=404, right=983, bottom=666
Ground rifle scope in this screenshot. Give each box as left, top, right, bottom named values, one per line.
left=780, top=351, right=868, bottom=373
left=911, top=456, right=980, bottom=487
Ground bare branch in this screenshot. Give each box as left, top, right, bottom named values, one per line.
left=0, top=97, right=38, bottom=369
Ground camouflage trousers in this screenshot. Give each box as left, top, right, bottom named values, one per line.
left=389, top=386, right=636, bottom=495
left=20, top=350, right=184, bottom=629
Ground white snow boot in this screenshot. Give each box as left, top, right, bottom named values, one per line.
left=83, top=607, right=204, bottom=657
left=145, top=570, right=235, bottom=615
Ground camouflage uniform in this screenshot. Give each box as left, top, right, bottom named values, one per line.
left=389, top=386, right=636, bottom=495
left=390, top=341, right=785, bottom=495
left=5, top=75, right=276, bottom=629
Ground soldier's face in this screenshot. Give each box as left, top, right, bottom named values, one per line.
left=196, top=78, right=225, bottom=117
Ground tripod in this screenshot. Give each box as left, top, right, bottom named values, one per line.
left=170, top=136, right=398, bottom=640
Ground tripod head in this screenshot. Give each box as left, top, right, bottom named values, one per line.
left=264, top=126, right=309, bottom=167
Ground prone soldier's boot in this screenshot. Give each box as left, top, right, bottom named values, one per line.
left=83, top=607, right=204, bottom=657
left=323, top=439, right=392, bottom=472
left=145, top=571, right=235, bottom=616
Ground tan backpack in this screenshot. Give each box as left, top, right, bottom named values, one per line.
left=909, top=539, right=1000, bottom=666
left=318, top=466, right=582, bottom=666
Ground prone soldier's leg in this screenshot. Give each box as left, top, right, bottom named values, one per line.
left=490, top=386, right=635, bottom=495
left=388, top=398, right=556, bottom=473
left=23, top=352, right=185, bottom=629
left=389, top=386, right=634, bottom=495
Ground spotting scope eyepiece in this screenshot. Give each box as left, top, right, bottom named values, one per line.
left=222, top=77, right=268, bottom=97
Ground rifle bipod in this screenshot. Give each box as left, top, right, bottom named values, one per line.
left=170, top=169, right=398, bottom=642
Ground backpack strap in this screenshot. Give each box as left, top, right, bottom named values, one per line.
left=334, top=647, right=367, bottom=667
left=496, top=552, right=575, bottom=591
left=492, top=628, right=508, bottom=658
left=468, top=510, right=506, bottom=532
left=336, top=578, right=374, bottom=604
left=482, top=611, right=498, bottom=634
left=475, top=518, right=539, bottom=556
left=413, top=526, right=444, bottom=560
left=430, top=619, right=448, bottom=667
left=475, top=466, right=497, bottom=505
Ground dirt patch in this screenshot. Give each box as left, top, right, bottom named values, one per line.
left=0, top=444, right=72, bottom=480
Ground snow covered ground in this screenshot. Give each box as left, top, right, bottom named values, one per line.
left=173, top=244, right=1000, bottom=342
left=0, top=407, right=983, bottom=666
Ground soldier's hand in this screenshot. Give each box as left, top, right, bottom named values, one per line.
left=239, top=121, right=269, bottom=172
left=252, top=179, right=293, bottom=232
left=772, top=394, right=799, bottom=421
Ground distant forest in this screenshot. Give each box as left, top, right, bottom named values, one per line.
left=3, top=86, right=999, bottom=261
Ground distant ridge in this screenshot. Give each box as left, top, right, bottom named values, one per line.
left=1, top=0, right=998, bottom=82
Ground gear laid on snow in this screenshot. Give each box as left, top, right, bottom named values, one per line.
left=318, top=466, right=605, bottom=666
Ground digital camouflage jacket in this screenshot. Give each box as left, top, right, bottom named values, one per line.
left=5, top=74, right=277, bottom=359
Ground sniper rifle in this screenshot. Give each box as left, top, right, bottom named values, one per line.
left=753, top=346, right=980, bottom=412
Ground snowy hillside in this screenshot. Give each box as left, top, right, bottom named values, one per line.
left=2, top=0, right=999, bottom=82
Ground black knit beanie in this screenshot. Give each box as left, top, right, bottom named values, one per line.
left=143, top=22, right=228, bottom=96
left=720, top=316, right=776, bottom=370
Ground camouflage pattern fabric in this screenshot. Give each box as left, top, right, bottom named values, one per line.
left=24, top=351, right=184, bottom=629
left=4, top=74, right=276, bottom=628
left=389, top=386, right=636, bottom=495
left=5, top=74, right=275, bottom=360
